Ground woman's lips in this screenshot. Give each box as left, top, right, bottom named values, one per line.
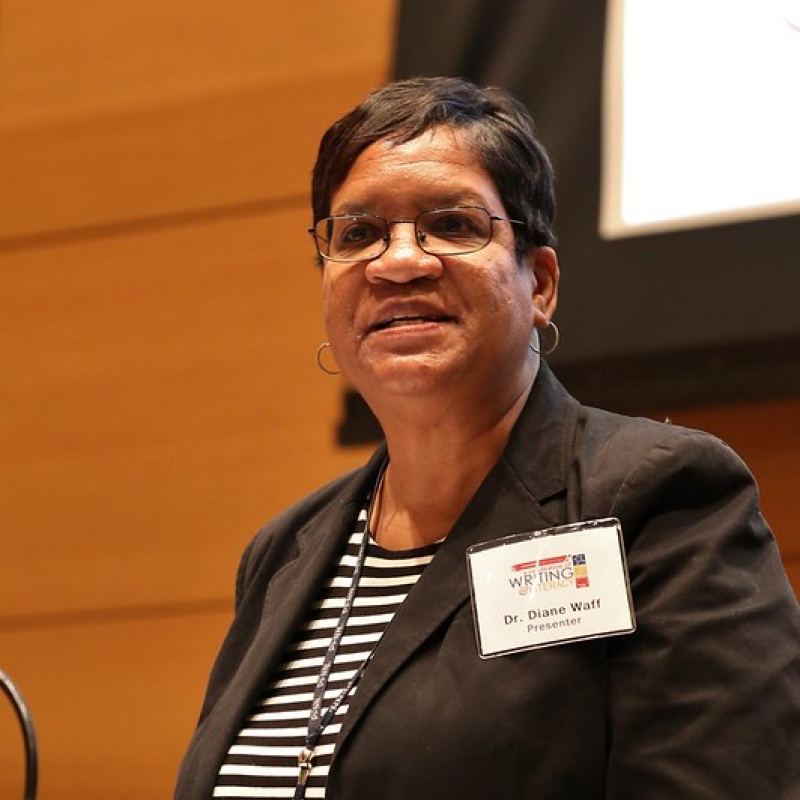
left=370, top=314, right=452, bottom=333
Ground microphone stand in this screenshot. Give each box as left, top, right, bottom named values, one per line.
left=0, top=668, right=38, bottom=800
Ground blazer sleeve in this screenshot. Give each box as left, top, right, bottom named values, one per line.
left=594, top=425, right=800, bottom=799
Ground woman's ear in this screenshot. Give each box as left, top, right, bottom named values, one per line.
left=528, top=246, right=560, bottom=327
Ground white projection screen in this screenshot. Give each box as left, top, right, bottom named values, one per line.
left=601, top=0, right=800, bottom=239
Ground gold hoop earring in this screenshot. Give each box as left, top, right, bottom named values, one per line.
left=529, top=321, right=560, bottom=357
left=316, top=342, right=341, bottom=376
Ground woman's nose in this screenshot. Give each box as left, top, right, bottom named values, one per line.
left=364, top=222, right=443, bottom=283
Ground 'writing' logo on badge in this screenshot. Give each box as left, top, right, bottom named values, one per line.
left=507, top=553, right=590, bottom=595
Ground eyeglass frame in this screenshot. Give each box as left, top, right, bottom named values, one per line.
left=308, top=205, right=525, bottom=263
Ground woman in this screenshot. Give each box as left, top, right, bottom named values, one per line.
left=175, top=77, right=800, bottom=799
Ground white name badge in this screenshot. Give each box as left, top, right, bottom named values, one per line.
left=466, top=518, right=635, bottom=658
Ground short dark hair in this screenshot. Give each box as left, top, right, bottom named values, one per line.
left=311, top=76, right=557, bottom=259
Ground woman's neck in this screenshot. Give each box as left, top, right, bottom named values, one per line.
left=370, top=381, right=532, bottom=550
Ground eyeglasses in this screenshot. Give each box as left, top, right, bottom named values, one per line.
left=308, top=205, right=524, bottom=263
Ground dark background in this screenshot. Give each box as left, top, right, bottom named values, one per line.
left=390, top=0, right=800, bottom=413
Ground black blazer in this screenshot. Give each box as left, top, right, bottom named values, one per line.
left=175, top=366, right=800, bottom=799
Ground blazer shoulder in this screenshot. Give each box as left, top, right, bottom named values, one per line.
left=574, top=405, right=759, bottom=526
left=577, top=404, right=746, bottom=475
left=234, top=446, right=389, bottom=603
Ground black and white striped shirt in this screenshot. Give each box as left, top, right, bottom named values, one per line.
left=213, top=508, right=438, bottom=799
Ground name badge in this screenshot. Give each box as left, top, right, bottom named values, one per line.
left=466, top=518, right=635, bottom=658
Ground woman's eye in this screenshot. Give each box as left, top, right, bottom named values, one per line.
left=340, top=221, right=382, bottom=245
left=427, top=211, right=483, bottom=239
left=433, top=214, right=469, bottom=234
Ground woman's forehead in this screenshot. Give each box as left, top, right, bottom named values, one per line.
left=331, top=130, right=503, bottom=216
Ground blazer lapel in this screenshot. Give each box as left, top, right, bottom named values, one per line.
left=336, top=364, right=579, bottom=749
left=182, top=450, right=387, bottom=798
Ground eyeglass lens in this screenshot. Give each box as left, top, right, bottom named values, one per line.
left=315, top=207, right=496, bottom=262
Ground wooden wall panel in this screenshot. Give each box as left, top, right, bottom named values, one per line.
left=0, top=0, right=397, bottom=241
left=0, top=610, right=233, bottom=799
left=1, top=1, right=394, bottom=796
left=0, top=209, right=374, bottom=797
left=1, top=209, right=372, bottom=619
left=1, top=0, right=392, bottom=120
left=0, top=73, right=381, bottom=243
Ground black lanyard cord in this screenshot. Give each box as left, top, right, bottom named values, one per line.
left=293, top=462, right=387, bottom=799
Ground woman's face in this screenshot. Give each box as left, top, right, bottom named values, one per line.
left=320, top=127, right=559, bottom=413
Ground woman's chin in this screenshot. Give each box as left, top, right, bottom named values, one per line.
left=353, top=351, right=466, bottom=402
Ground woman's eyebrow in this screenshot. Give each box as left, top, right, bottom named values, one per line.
left=332, top=192, right=488, bottom=216
left=330, top=202, right=374, bottom=216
